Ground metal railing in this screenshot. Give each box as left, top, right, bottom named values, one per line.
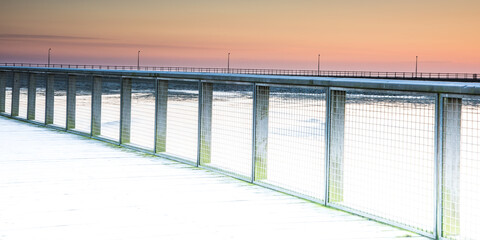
left=1, top=62, right=479, bottom=81
left=1, top=66, right=480, bottom=240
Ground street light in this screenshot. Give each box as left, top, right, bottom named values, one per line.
left=137, top=50, right=141, bottom=70
left=227, top=52, right=230, bottom=73
left=415, top=56, right=418, bottom=78
left=317, top=54, right=321, bottom=76
left=48, top=48, right=51, bottom=67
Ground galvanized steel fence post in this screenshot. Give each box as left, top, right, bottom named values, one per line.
left=154, top=79, right=168, bottom=153
left=253, top=85, right=269, bottom=180
left=120, top=77, right=132, bottom=144
left=442, top=97, right=462, bottom=237
left=251, top=83, right=258, bottom=182
left=324, top=88, right=332, bottom=204
left=0, top=72, right=6, bottom=113
left=91, top=76, right=102, bottom=136
left=328, top=90, right=346, bottom=203
left=196, top=80, right=203, bottom=167
left=434, top=94, right=443, bottom=239
left=66, top=75, right=76, bottom=129
left=199, top=82, right=213, bottom=164
left=45, top=74, right=55, bottom=125
left=11, top=72, right=20, bottom=117
left=27, top=73, right=36, bottom=120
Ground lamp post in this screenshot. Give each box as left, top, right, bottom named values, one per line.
left=317, top=54, right=320, bottom=76
left=415, top=56, right=418, bottom=78
left=48, top=48, right=51, bottom=67
left=227, top=52, right=230, bottom=73
left=137, top=50, right=141, bottom=70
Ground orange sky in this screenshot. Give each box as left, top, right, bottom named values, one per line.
left=0, top=0, right=479, bottom=72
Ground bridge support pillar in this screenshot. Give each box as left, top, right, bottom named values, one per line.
left=199, top=82, right=213, bottom=164
left=45, top=74, right=55, bottom=124
left=120, top=77, right=132, bottom=144
left=328, top=90, right=346, bottom=203
left=27, top=73, right=36, bottom=120
left=91, top=76, right=102, bottom=136
left=66, top=75, right=76, bottom=129
left=254, top=85, right=270, bottom=180
left=0, top=72, right=6, bottom=113
left=155, top=80, right=168, bottom=153
left=442, top=97, right=462, bottom=237
left=11, top=73, right=20, bottom=117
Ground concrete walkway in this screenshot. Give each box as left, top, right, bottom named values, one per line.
left=0, top=116, right=429, bottom=240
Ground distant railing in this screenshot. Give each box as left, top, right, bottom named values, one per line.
left=1, top=66, right=480, bottom=240
left=1, top=62, right=478, bottom=81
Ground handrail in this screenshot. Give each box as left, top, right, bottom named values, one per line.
left=1, top=66, right=479, bottom=95
left=1, top=62, right=478, bottom=81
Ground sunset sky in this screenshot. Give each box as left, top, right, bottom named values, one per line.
left=1, top=0, right=479, bottom=72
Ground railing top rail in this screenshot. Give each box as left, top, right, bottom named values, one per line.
left=1, top=66, right=480, bottom=95
left=1, top=62, right=478, bottom=79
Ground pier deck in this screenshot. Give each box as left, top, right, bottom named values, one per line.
left=0, top=116, right=428, bottom=240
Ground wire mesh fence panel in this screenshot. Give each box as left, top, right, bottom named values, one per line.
left=164, top=80, right=198, bottom=162
left=53, top=75, right=67, bottom=128
left=130, top=79, right=155, bottom=150
left=74, top=76, right=92, bottom=133
left=256, top=86, right=326, bottom=200
left=330, top=90, right=436, bottom=233
left=18, top=73, right=29, bottom=119
left=34, top=75, right=46, bottom=123
left=443, top=96, right=480, bottom=239
left=200, top=83, right=253, bottom=179
left=100, top=78, right=121, bottom=141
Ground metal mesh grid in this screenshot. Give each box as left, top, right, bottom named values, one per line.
left=100, top=78, right=121, bottom=141
left=53, top=75, right=67, bottom=128
left=74, top=76, right=92, bottom=133
left=130, top=79, right=156, bottom=150
left=164, top=80, right=198, bottom=162
left=257, top=86, right=326, bottom=200
left=18, top=73, right=29, bottom=119
left=200, top=83, right=253, bottom=179
left=443, top=97, right=480, bottom=239
left=34, top=75, right=46, bottom=123
left=330, top=90, right=435, bottom=233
